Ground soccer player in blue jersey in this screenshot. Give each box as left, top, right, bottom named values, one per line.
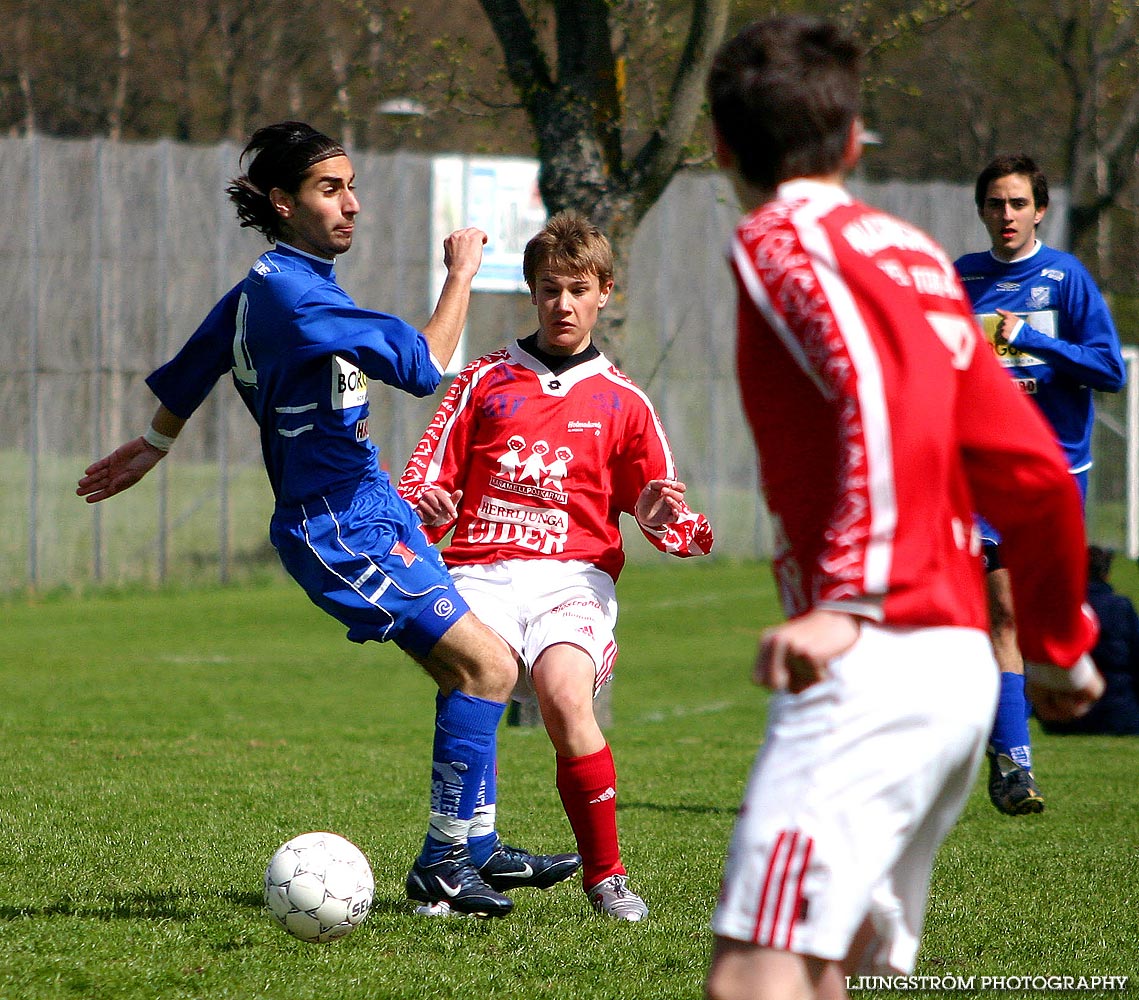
left=955, top=153, right=1126, bottom=814
left=77, top=122, right=581, bottom=916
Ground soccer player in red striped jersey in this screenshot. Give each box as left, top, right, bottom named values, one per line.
left=705, top=17, right=1103, bottom=1000
left=398, top=211, right=713, bottom=920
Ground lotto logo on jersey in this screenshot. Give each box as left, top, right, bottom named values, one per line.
left=332, top=355, right=369, bottom=410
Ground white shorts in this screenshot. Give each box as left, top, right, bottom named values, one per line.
left=448, top=559, right=618, bottom=697
left=711, top=624, right=998, bottom=974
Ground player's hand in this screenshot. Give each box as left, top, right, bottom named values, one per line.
left=442, top=228, right=488, bottom=281
left=756, top=609, right=861, bottom=694
left=1025, top=655, right=1106, bottom=722
left=994, top=308, right=1023, bottom=345
left=635, top=478, right=687, bottom=527
left=76, top=437, right=165, bottom=503
left=1028, top=685, right=1103, bottom=722
left=416, top=487, right=463, bottom=528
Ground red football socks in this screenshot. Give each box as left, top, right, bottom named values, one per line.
left=556, top=744, right=625, bottom=889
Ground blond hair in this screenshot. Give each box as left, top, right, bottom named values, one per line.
left=523, top=211, right=614, bottom=290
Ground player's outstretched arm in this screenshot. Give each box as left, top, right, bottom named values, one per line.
left=76, top=405, right=186, bottom=504
left=420, top=228, right=487, bottom=370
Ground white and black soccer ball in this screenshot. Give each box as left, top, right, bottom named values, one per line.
left=264, top=831, right=374, bottom=943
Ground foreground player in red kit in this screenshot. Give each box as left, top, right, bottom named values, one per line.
left=399, top=211, right=713, bottom=920
left=704, top=16, right=1103, bottom=1000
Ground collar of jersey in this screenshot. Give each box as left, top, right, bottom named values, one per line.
left=272, top=241, right=337, bottom=276
left=517, top=332, right=601, bottom=375
left=507, top=340, right=609, bottom=388
left=775, top=177, right=852, bottom=207
left=988, top=239, right=1044, bottom=268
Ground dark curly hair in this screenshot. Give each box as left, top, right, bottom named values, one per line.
left=225, top=122, right=345, bottom=241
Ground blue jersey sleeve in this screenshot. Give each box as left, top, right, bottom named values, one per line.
left=145, top=283, right=243, bottom=418
left=1011, top=262, right=1125, bottom=393
left=289, top=291, right=442, bottom=398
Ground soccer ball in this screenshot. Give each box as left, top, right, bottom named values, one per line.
left=264, top=831, right=375, bottom=943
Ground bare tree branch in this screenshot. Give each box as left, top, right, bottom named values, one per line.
left=630, top=0, right=729, bottom=213
left=478, top=0, right=554, bottom=100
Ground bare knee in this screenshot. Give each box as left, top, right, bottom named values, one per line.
left=532, top=644, right=605, bottom=757
left=419, top=613, right=517, bottom=700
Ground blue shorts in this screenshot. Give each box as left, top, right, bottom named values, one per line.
left=977, top=469, right=1087, bottom=574
left=269, top=474, right=468, bottom=658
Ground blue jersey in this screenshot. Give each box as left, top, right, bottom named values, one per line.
left=954, top=242, right=1125, bottom=473
left=147, top=242, right=442, bottom=506
left=146, top=243, right=464, bottom=652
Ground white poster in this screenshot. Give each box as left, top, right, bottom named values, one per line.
left=431, top=155, right=547, bottom=294
left=429, top=155, right=547, bottom=371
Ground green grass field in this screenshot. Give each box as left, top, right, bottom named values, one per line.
left=1, top=558, right=1137, bottom=999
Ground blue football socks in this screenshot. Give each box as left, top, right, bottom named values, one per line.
left=419, top=689, right=505, bottom=867
left=990, top=671, right=1032, bottom=769
left=467, top=761, right=500, bottom=868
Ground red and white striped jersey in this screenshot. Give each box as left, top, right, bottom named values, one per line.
left=398, top=342, right=712, bottom=582
left=732, top=179, right=1095, bottom=668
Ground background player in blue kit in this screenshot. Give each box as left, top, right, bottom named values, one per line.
left=77, top=122, right=580, bottom=917
left=955, top=153, right=1126, bottom=814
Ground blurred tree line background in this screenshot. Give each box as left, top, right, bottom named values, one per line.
left=4, top=0, right=1137, bottom=335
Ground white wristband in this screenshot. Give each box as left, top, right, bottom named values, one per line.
left=143, top=426, right=175, bottom=452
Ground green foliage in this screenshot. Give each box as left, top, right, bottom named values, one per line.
left=0, top=559, right=1136, bottom=998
